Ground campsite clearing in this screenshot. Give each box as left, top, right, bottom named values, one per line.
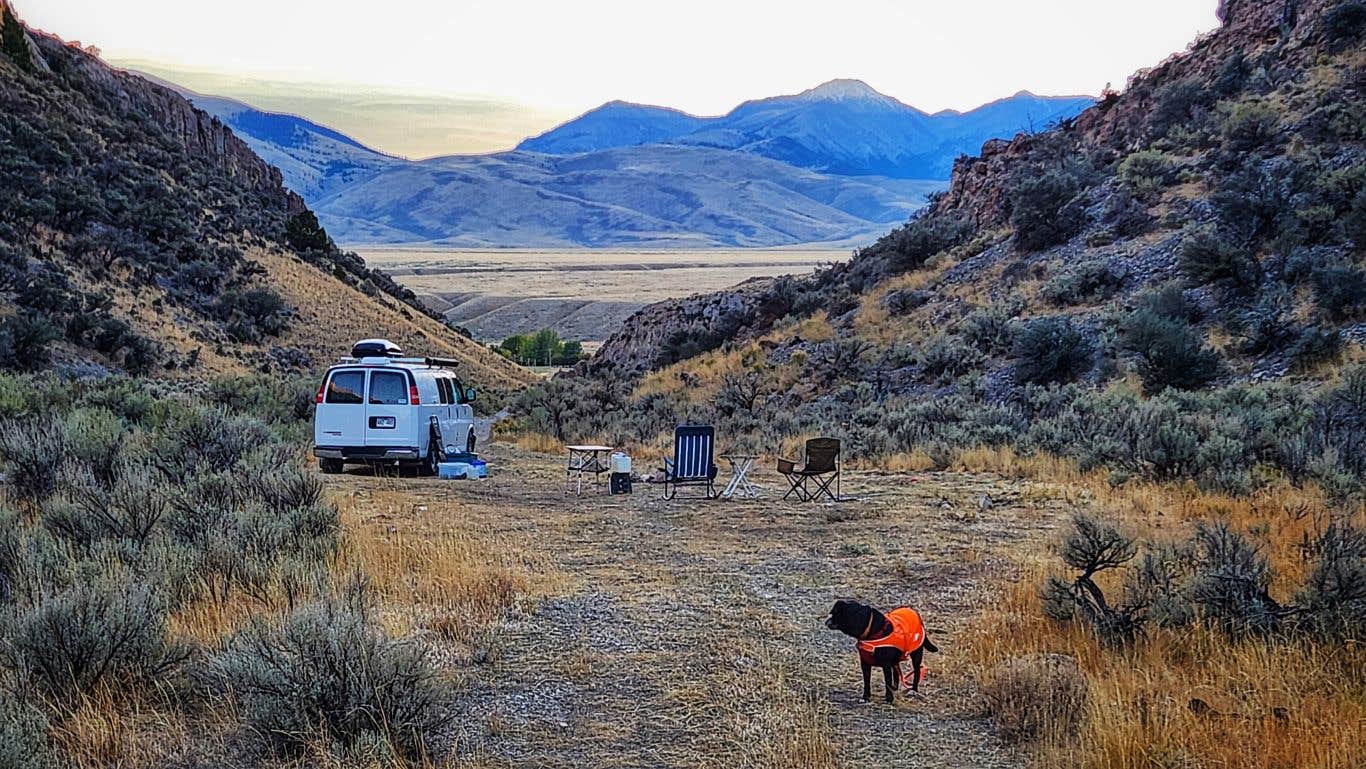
left=331, top=445, right=1074, bottom=767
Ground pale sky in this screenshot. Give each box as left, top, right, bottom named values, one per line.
left=18, top=0, right=1222, bottom=157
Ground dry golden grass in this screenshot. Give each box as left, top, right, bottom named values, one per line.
left=257, top=249, right=534, bottom=391
left=512, top=430, right=562, bottom=453
left=50, top=685, right=193, bottom=769
left=962, top=567, right=1366, bottom=769
left=333, top=485, right=547, bottom=646
left=950, top=450, right=1366, bottom=769
left=64, top=243, right=537, bottom=392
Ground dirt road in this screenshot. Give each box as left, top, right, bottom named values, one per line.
left=330, top=447, right=1071, bottom=767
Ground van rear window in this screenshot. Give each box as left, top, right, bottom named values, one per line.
left=369, top=371, right=409, bottom=405
left=325, top=371, right=365, bottom=404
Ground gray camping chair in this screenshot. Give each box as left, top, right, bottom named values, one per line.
left=777, top=438, right=841, bottom=501
left=660, top=424, right=718, bottom=499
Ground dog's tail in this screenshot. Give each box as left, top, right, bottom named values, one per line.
left=923, top=637, right=940, bottom=653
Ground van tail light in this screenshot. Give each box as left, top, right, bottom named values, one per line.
left=409, top=384, right=420, bottom=405
left=315, top=379, right=326, bottom=404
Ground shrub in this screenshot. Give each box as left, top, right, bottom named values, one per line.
left=1120, top=309, right=1222, bottom=391
left=1010, top=170, right=1086, bottom=251
left=1343, top=186, right=1366, bottom=249
left=207, top=592, right=448, bottom=761
left=1310, top=262, right=1366, bottom=320
left=1220, top=99, right=1283, bottom=152
left=0, top=1, right=33, bottom=73
left=1178, top=227, right=1257, bottom=291
left=1286, top=326, right=1343, bottom=370
left=958, top=303, right=1018, bottom=354
left=1116, top=150, right=1173, bottom=198
left=0, top=700, right=52, bottom=769
left=1041, top=260, right=1124, bottom=306
left=1137, top=283, right=1199, bottom=322
left=1100, top=188, right=1154, bottom=237
left=881, top=288, right=931, bottom=316
left=1148, top=78, right=1206, bottom=139
left=0, top=313, right=61, bottom=372
left=1012, top=317, right=1093, bottom=384
left=1187, top=523, right=1285, bottom=636
left=5, top=574, right=188, bottom=702
left=1317, top=365, right=1366, bottom=479
left=217, top=286, right=290, bottom=343
left=1296, top=522, right=1366, bottom=639
left=0, top=420, right=65, bottom=508
left=1321, top=0, right=1366, bottom=52
left=916, top=333, right=983, bottom=381
left=853, top=212, right=972, bottom=279
left=1212, top=161, right=1291, bottom=243
left=284, top=211, right=332, bottom=253
left=981, top=654, right=1088, bottom=743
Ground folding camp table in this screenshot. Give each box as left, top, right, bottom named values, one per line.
left=565, top=444, right=613, bottom=494
left=720, top=453, right=759, bottom=499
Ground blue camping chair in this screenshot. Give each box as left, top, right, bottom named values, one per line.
left=661, top=424, right=718, bottom=499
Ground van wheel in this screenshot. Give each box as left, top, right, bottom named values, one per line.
left=320, top=458, right=344, bottom=474
left=466, top=430, right=477, bottom=455
left=421, top=438, right=443, bottom=477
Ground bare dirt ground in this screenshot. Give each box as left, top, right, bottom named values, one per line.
left=328, top=445, right=1079, bottom=767
left=354, top=249, right=846, bottom=343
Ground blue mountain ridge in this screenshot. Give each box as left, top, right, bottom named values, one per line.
left=151, top=75, right=1095, bottom=247
left=519, top=79, right=1094, bottom=179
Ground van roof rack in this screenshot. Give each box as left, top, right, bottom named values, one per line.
left=334, top=356, right=461, bottom=369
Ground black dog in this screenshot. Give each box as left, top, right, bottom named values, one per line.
left=826, top=599, right=938, bottom=703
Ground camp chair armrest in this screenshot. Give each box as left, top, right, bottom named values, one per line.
left=777, top=458, right=797, bottom=475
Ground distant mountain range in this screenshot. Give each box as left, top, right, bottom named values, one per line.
left=169, top=77, right=1093, bottom=248
left=521, top=80, right=1094, bottom=179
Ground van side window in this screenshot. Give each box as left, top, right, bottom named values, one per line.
left=453, top=378, right=468, bottom=404
left=325, top=371, right=365, bottom=404
left=437, top=378, right=451, bottom=405
left=369, top=371, right=409, bottom=405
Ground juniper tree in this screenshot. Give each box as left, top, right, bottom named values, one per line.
left=0, top=2, right=33, bottom=73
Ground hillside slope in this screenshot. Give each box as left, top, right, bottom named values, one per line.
left=0, top=3, right=530, bottom=389
left=317, top=145, right=941, bottom=247
left=516, top=100, right=708, bottom=154
left=181, top=89, right=402, bottom=201
left=561, top=0, right=1363, bottom=494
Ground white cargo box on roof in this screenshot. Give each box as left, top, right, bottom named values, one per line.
left=312, top=339, right=478, bottom=475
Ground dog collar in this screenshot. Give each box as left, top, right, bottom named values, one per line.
left=859, top=612, right=874, bottom=640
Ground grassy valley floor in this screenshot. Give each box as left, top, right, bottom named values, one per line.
left=353, top=249, right=845, bottom=343
left=333, top=444, right=1083, bottom=767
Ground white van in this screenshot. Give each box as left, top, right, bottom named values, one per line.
left=313, top=339, right=478, bottom=474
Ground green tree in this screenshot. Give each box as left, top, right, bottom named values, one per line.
left=499, top=334, right=527, bottom=362
left=527, top=328, right=560, bottom=366
left=559, top=340, right=583, bottom=362
left=1, top=2, right=33, bottom=73
left=284, top=211, right=332, bottom=253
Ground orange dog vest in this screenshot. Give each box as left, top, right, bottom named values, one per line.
left=857, top=607, right=925, bottom=662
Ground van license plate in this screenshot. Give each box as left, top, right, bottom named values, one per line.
left=370, top=416, right=396, bottom=429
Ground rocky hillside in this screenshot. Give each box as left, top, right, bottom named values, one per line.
left=547, top=0, right=1363, bottom=496
left=0, top=1, right=530, bottom=389
left=589, top=0, right=1363, bottom=378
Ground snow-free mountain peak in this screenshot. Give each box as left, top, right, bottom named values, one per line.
left=793, top=78, right=899, bottom=104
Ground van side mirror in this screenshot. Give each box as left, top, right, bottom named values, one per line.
left=464, top=387, right=477, bottom=402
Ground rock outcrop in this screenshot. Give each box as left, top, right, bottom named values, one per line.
left=28, top=31, right=303, bottom=214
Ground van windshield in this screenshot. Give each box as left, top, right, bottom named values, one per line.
left=369, top=371, right=409, bottom=405
left=325, top=371, right=364, bottom=404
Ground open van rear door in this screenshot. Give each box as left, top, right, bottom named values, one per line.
left=365, top=370, right=416, bottom=449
